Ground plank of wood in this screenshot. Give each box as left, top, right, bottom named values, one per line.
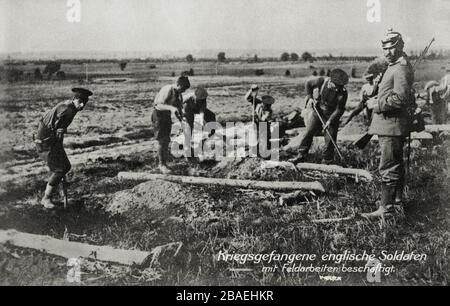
left=295, top=163, right=373, bottom=182
left=425, top=124, right=450, bottom=133
left=284, top=132, right=433, bottom=151
left=0, top=229, right=151, bottom=266
left=117, top=172, right=326, bottom=193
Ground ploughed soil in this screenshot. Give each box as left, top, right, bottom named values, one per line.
left=1, top=76, right=449, bottom=286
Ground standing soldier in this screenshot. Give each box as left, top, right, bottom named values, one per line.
left=255, top=95, right=275, bottom=158
left=343, top=73, right=381, bottom=127
left=35, top=88, right=93, bottom=209
left=151, top=76, right=190, bottom=174
left=288, top=69, right=349, bottom=164
left=183, top=87, right=216, bottom=160
left=364, top=29, right=415, bottom=217
left=245, top=84, right=262, bottom=123
left=421, top=81, right=448, bottom=124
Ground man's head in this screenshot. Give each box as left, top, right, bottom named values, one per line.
left=261, top=95, right=275, bottom=109
left=72, top=88, right=93, bottom=111
left=364, top=73, right=374, bottom=85
left=382, top=29, right=404, bottom=64
left=329, top=69, right=349, bottom=89
left=176, top=76, right=191, bottom=93
left=194, top=87, right=208, bottom=102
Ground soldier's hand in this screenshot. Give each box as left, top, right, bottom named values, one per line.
left=312, top=88, right=320, bottom=100
left=56, top=128, right=65, bottom=140
left=366, top=98, right=378, bottom=110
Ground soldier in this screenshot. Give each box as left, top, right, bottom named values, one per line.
left=35, top=88, right=93, bottom=209
left=245, top=84, right=262, bottom=123
left=183, top=87, right=216, bottom=160
left=422, top=80, right=448, bottom=124
left=255, top=95, right=275, bottom=157
left=364, top=29, right=415, bottom=217
left=288, top=69, right=349, bottom=164
left=183, top=87, right=216, bottom=136
left=343, top=73, right=381, bottom=127
left=151, top=76, right=190, bottom=174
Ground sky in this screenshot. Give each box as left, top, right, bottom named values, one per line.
left=1, top=0, right=450, bottom=57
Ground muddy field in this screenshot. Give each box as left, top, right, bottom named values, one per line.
left=0, top=60, right=449, bottom=286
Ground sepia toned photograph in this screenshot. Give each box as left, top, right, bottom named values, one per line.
left=0, top=0, right=449, bottom=289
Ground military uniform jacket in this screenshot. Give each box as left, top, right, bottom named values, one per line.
left=255, top=104, right=272, bottom=123
left=305, top=76, right=348, bottom=123
left=36, top=101, right=77, bottom=142
left=183, top=92, right=207, bottom=115
left=368, top=55, right=414, bottom=136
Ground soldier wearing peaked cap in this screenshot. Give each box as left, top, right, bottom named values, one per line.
left=289, top=69, right=349, bottom=164
left=183, top=87, right=216, bottom=136
left=182, top=87, right=217, bottom=162
left=363, top=29, right=415, bottom=218
left=35, top=87, right=93, bottom=209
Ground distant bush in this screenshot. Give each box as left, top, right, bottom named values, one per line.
left=34, top=68, right=43, bottom=81
left=302, top=52, right=314, bottom=62
left=43, top=61, right=61, bottom=78
left=291, top=53, right=299, bottom=61
left=171, top=72, right=176, bottom=77
left=280, top=52, right=290, bottom=61
left=285, top=69, right=291, bottom=77
left=312, top=70, right=318, bottom=76
left=6, top=68, right=23, bottom=82
left=217, top=52, right=226, bottom=62
left=186, top=54, right=194, bottom=63
left=255, top=69, right=264, bottom=76
left=55, top=71, right=66, bottom=80
left=319, top=68, right=326, bottom=76
left=149, top=64, right=156, bottom=69
left=309, top=65, right=315, bottom=69
left=119, top=62, right=127, bottom=71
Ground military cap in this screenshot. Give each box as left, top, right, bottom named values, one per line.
left=194, top=87, right=208, bottom=100
left=330, top=69, right=349, bottom=86
left=261, top=95, right=275, bottom=105
left=382, top=28, right=404, bottom=49
left=363, top=73, right=374, bottom=80
left=177, top=76, right=191, bottom=89
left=72, top=88, right=93, bottom=99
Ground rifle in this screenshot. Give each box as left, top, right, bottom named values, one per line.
left=354, top=37, right=435, bottom=150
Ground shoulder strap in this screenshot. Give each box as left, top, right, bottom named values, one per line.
left=320, top=78, right=329, bottom=97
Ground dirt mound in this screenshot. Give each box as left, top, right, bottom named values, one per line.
left=106, top=180, right=199, bottom=216
left=214, top=157, right=293, bottom=181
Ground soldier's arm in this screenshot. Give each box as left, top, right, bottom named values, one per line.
left=343, top=102, right=365, bottom=126
left=329, top=91, right=347, bottom=124
left=54, top=105, right=72, bottom=131
left=374, top=65, right=412, bottom=113
left=154, top=88, right=179, bottom=113
left=305, top=77, right=323, bottom=100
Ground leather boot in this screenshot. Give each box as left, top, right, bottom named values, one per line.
left=41, top=184, right=55, bottom=209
